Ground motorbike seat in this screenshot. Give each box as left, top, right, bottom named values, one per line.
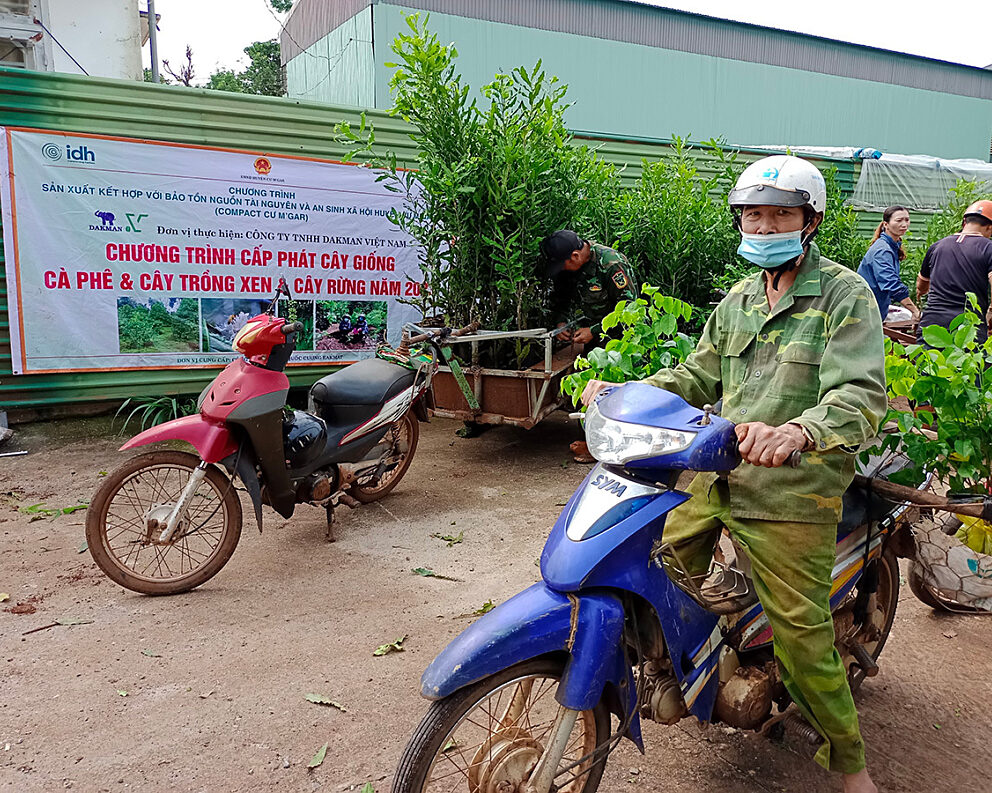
left=837, top=450, right=916, bottom=539
left=310, top=358, right=415, bottom=408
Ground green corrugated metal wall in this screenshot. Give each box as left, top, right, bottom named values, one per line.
left=0, top=67, right=858, bottom=414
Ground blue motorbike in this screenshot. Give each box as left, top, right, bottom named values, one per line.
left=392, top=383, right=921, bottom=793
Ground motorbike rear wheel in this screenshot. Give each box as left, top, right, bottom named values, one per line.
left=86, top=450, right=242, bottom=595
left=392, top=657, right=610, bottom=793
left=351, top=411, right=420, bottom=503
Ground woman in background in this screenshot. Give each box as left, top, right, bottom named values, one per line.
left=857, top=205, right=920, bottom=322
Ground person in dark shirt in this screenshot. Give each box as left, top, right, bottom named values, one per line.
left=917, top=200, right=992, bottom=343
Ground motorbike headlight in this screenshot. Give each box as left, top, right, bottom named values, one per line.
left=584, top=401, right=696, bottom=464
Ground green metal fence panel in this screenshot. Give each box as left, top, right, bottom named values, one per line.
left=0, top=67, right=863, bottom=413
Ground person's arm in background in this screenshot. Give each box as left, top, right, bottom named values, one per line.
left=917, top=245, right=934, bottom=300
left=872, top=246, right=919, bottom=321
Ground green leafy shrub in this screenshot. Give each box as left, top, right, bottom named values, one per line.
left=816, top=166, right=867, bottom=270
left=875, top=298, right=992, bottom=496
left=616, top=138, right=742, bottom=309
left=561, top=286, right=699, bottom=407
left=116, top=395, right=198, bottom=435
left=338, top=13, right=620, bottom=348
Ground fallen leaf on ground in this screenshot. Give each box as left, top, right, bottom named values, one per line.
left=199, top=691, right=214, bottom=699
left=308, top=743, right=328, bottom=770
left=942, top=630, right=958, bottom=639
left=0, top=593, right=8, bottom=603
left=56, top=617, right=94, bottom=626
left=62, top=504, right=88, bottom=515
left=117, top=690, right=128, bottom=697
left=412, top=567, right=460, bottom=581
left=431, top=531, right=463, bottom=547
left=361, top=784, right=375, bottom=793
left=473, top=599, right=495, bottom=616
left=441, top=738, right=461, bottom=753
left=8, top=602, right=37, bottom=615
left=77, top=540, right=88, bottom=554
left=140, top=649, right=162, bottom=658
left=304, top=693, right=348, bottom=712
left=373, top=636, right=407, bottom=656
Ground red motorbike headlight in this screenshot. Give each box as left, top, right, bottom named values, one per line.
left=233, top=319, right=265, bottom=353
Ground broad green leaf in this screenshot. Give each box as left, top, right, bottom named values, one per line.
left=305, top=693, right=348, bottom=712
left=922, top=325, right=953, bottom=349
left=473, top=599, right=495, bottom=615
left=373, top=636, right=407, bottom=656
left=308, top=743, right=328, bottom=769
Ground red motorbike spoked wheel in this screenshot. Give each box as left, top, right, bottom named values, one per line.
left=350, top=411, right=420, bottom=503
left=86, top=450, right=242, bottom=595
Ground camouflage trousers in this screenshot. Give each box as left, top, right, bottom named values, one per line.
left=664, top=475, right=866, bottom=775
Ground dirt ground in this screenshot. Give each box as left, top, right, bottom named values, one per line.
left=1, top=413, right=991, bottom=793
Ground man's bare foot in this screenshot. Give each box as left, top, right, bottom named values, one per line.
left=842, top=769, right=878, bottom=793
left=569, top=440, right=595, bottom=464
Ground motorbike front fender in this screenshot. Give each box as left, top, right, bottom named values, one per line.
left=421, top=583, right=642, bottom=748
left=120, top=414, right=237, bottom=463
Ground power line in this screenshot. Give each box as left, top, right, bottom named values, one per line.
left=33, top=16, right=89, bottom=75
left=262, top=0, right=350, bottom=65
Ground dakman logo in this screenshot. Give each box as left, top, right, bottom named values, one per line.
left=89, top=210, right=122, bottom=232
left=254, top=157, right=272, bottom=175
left=43, top=142, right=96, bottom=163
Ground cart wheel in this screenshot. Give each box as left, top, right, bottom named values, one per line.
left=456, top=421, right=492, bottom=438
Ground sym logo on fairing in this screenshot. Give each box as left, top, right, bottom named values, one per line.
left=591, top=473, right=627, bottom=497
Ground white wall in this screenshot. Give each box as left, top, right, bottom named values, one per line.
left=44, top=0, right=142, bottom=80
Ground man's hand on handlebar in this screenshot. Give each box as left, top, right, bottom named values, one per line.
left=736, top=422, right=807, bottom=468
left=580, top=379, right=616, bottom=407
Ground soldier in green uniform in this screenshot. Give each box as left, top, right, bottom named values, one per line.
left=540, top=230, right=638, bottom=346
left=581, top=156, right=886, bottom=793
left=541, top=230, right=638, bottom=461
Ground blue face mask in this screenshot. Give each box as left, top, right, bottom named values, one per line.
left=737, top=230, right=804, bottom=268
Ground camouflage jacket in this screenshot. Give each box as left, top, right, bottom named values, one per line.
left=641, top=244, right=886, bottom=523
left=550, top=243, right=638, bottom=337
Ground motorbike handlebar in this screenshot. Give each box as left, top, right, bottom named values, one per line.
left=734, top=445, right=803, bottom=468
left=407, top=321, right=480, bottom=345
left=282, top=321, right=304, bottom=335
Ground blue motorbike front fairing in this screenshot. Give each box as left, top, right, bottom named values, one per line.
left=420, top=581, right=644, bottom=748
left=421, top=386, right=742, bottom=738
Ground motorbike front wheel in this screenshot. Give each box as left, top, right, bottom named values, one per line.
left=86, top=450, right=242, bottom=595
left=392, top=657, right=610, bottom=793
left=351, top=411, right=420, bottom=503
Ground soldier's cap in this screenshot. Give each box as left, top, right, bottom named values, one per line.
left=540, top=230, right=587, bottom=278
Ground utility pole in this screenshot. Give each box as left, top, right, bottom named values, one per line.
left=147, top=0, right=160, bottom=82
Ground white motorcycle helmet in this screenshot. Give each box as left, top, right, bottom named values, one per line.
left=729, top=154, right=826, bottom=220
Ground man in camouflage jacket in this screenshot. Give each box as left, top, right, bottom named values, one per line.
left=582, top=156, right=886, bottom=793
left=540, top=230, right=638, bottom=346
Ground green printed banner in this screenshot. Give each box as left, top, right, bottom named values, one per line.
left=0, top=127, right=423, bottom=374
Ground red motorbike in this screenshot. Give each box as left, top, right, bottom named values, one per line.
left=87, top=283, right=475, bottom=595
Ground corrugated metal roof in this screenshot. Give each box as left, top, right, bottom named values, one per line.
left=284, top=0, right=992, bottom=99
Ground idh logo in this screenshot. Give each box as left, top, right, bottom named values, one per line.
left=42, top=142, right=96, bottom=163
left=254, top=157, right=272, bottom=175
